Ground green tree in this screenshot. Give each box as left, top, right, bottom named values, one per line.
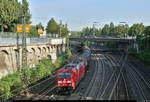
left=46, top=18, right=58, bottom=36
left=28, top=25, right=38, bottom=37
left=71, top=31, right=82, bottom=35
left=114, top=25, right=124, bottom=36
left=22, top=0, right=32, bottom=24
left=101, top=24, right=110, bottom=35
left=95, top=28, right=101, bottom=36
left=81, top=27, right=91, bottom=36
left=61, top=23, right=70, bottom=46
left=113, top=24, right=129, bottom=37
left=0, top=0, right=31, bottom=32
left=61, top=24, right=69, bottom=38
left=123, top=24, right=129, bottom=37
left=36, top=23, right=44, bottom=31
left=143, top=26, right=150, bottom=49
left=0, top=0, right=20, bottom=32
left=57, top=20, right=63, bottom=37
left=128, top=23, right=145, bottom=38
left=109, top=22, right=115, bottom=35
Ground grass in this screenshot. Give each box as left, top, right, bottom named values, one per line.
left=129, top=48, right=150, bottom=69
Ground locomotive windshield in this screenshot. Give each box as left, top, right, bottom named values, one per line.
left=58, top=73, right=71, bottom=78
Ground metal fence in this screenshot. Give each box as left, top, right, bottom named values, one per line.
left=0, top=32, right=61, bottom=38
left=0, top=32, right=18, bottom=38
left=0, top=32, right=65, bottom=45
left=0, top=38, right=65, bottom=46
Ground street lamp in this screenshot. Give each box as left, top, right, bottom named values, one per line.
left=93, top=22, right=98, bottom=36
left=119, top=22, right=127, bottom=38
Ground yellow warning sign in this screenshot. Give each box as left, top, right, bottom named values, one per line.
left=38, top=29, right=43, bottom=34
left=26, top=24, right=29, bottom=33
left=17, top=24, right=29, bottom=33
left=17, top=24, right=22, bottom=33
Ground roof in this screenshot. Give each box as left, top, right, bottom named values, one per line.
left=59, top=63, right=76, bottom=70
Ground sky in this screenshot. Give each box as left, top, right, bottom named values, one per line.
left=20, top=0, right=150, bottom=31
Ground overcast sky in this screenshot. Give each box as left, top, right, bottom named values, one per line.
left=23, top=0, right=150, bottom=31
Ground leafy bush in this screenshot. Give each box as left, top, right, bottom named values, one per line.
left=106, top=42, right=118, bottom=48
left=54, top=48, right=72, bottom=69
left=25, top=58, right=53, bottom=84
left=0, top=73, right=22, bottom=99
left=0, top=48, right=71, bottom=100
left=129, top=48, right=137, bottom=57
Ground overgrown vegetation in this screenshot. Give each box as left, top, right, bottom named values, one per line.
left=106, top=42, right=118, bottom=49
left=54, top=47, right=72, bottom=69
left=0, top=72, right=22, bottom=99
left=130, top=48, right=150, bottom=67
left=0, top=48, right=71, bottom=100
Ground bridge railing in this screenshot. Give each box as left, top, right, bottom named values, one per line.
left=0, top=32, right=65, bottom=45
left=0, top=38, right=66, bottom=46
left=0, top=32, right=17, bottom=38
left=0, top=32, right=61, bottom=38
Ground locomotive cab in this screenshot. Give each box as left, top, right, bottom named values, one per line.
left=57, top=64, right=76, bottom=90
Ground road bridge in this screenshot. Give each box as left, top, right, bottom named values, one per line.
left=69, top=37, right=136, bottom=50
left=69, top=37, right=134, bottom=43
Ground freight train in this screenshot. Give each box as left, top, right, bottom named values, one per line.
left=56, top=46, right=91, bottom=91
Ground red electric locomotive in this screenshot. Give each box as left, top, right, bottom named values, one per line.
left=56, top=46, right=91, bottom=91
left=56, top=59, right=85, bottom=90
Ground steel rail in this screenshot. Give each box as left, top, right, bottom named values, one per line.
left=108, top=54, right=129, bottom=100
left=128, top=63, right=150, bottom=90
left=96, top=56, right=105, bottom=100
left=82, top=48, right=99, bottom=99
left=28, top=79, right=56, bottom=100
left=104, top=55, right=119, bottom=100
left=106, top=51, right=128, bottom=100
left=127, top=68, right=146, bottom=100
left=121, top=71, right=129, bottom=100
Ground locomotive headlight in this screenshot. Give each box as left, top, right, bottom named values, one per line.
left=58, top=81, right=62, bottom=83
left=67, top=81, right=72, bottom=83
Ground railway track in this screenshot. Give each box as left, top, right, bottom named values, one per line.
left=11, top=46, right=83, bottom=100
left=127, top=63, right=150, bottom=100
left=81, top=49, right=99, bottom=100
left=99, top=55, right=119, bottom=100
left=96, top=57, right=105, bottom=100
left=107, top=54, right=130, bottom=100
left=109, top=53, right=150, bottom=100
left=82, top=47, right=119, bottom=100
left=11, top=45, right=150, bottom=101
left=29, top=80, right=57, bottom=100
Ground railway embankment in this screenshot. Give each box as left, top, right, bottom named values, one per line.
left=0, top=47, right=71, bottom=100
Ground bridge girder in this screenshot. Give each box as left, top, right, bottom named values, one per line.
left=69, top=37, right=134, bottom=44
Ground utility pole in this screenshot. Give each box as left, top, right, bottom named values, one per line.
left=22, top=14, right=27, bottom=71
left=21, top=1, right=28, bottom=89
left=59, top=20, right=62, bottom=38
left=21, top=11, right=30, bottom=97
left=16, top=32, right=20, bottom=72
